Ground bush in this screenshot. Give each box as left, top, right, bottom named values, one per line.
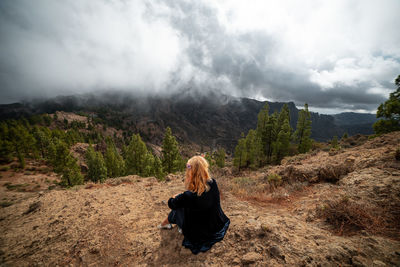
left=0, top=166, right=10, bottom=172
left=0, top=201, right=13, bottom=207
left=311, top=142, right=324, bottom=151
left=5, top=183, right=29, bottom=192
left=48, top=185, right=56, bottom=190
left=316, top=197, right=386, bottom=235
left=317, top=163, right=353, bottom=183
left=267, top=173, right=282, bottom=187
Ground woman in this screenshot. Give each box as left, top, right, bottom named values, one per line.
left=159, top=156, right=230, bottom=254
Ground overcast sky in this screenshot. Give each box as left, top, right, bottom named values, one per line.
left=0, top=0, right=399, bottom=113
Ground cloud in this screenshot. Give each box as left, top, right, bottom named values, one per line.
left=0, top=0, right=399, bottom=113
left=0, top=0, right=183, bottom=101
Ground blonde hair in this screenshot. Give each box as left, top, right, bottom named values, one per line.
left=185, top=156, right=211, bottom=196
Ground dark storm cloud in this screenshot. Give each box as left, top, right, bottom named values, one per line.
left=155, top=0, right=399, bottom=112
left=0, top=0, right=399, bottom=113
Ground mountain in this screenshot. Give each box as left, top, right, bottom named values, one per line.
left=332, top=112, right=378, bottom=137
left=0, top=92, right=377, bottom=151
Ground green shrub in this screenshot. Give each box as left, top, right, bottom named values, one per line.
left=368, top=134, right=379, bottom=140
left=0, top=201, right=13, bottom=208
left=0, top=166, right=10, bottom=172
left=330, top=136, right=339, bottom=149
left=48, top=185, right=56, bottom=190
left=6, top=183, right=29, bottom=191
left=267, top=173, right=282, bottom=187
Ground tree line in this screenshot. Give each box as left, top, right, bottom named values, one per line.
left=85, top=127, right=185, bottom=183
left=0, top=114, right=185, bottom=187
left=233, top=103, right=312, bottom=170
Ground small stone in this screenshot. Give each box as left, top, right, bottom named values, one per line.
left=89, top=247, right=100, bottom=254
left=242, top=252, right=262, bottom=264
left=372, top=260, right=386, bottom=267
left=24, top=201, right=42, bottom=214
left=352, top=256, right=368, bottom=267
left=269, top=245, right=284, bottom=259
left=232, top=257, right=240, bottom=265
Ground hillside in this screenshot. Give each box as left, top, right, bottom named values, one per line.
left=1, top=132, right=399, bottom=266
left=0, top=93, right=377, bottom=152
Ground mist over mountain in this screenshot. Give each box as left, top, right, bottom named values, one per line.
left=0, top=92, right=377, bottom=152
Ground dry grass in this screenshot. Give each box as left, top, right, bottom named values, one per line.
left=106, top=176, right=138, bottom=186
left=316, top=197, right=395, bottom=238
left=317, top=163, right=353, bottom=183
left=228, top=174, right=309, bottom=205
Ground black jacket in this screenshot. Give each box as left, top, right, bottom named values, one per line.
left=168, top=178, right=230, bottom=253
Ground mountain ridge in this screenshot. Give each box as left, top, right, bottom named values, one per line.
left=0, top=93, right=377, bottom=151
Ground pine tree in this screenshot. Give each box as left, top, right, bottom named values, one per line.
left=85, top=144, right=107, bottom=183
left=33, top=126, right=51, bottom=159
left=244, top=129, right=259, bottom=168
left=233, top=137, right=246, bottom=171
left=276, top=104, right=291, bottom=136
left=9, top=122, right=35, bottom=168
left=256, top=103, right=269, bottom=164
left=272, top=118, right=291, bottom=164
left=153, top=156, right=165, bottom=180
left=52, top=140, right=71, bottom=173
left=61, top=154, right=84, bottom=187
left=125, top=134, right=148, bottom=175
left=294, top=103, right=312, bottom=153
left=265, top=111, right=278, bottom=162
left=205, top=152, right=214, bottom=167
left=0, top=122, right=13, bottom=163
left=162, top=127, right=182, bottom=174
left=105, top=138, right=125, bottom=178
left=373, top=74, right=400, bottom=134
left=142, top=152, right=155, bottom=177
left=214, top=148, right=226, bottom=168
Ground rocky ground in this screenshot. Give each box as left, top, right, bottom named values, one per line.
left=1, top=132, right=400, bottom=266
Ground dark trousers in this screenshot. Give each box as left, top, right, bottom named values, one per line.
left=168, top=208, right=184, bottom=229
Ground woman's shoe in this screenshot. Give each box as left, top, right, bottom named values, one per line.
left=158, top=223, right=173, bottom=229
left=178, top=227, right=182, bottom=234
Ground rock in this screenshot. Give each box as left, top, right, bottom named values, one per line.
left=372, top=260, right=386, bottom=267
left=232, top=257, right=241, bottom=265
left=89, top=247, right=100, bottom=254
left=269, top=245, right=284, bottom=260
left=241, top=252, right=262, bottom=264
left=352, top=256, right=368, bottom=267
left=24, top=201, right=42, bottom=214
left=260, top=224, right=273, bottom=233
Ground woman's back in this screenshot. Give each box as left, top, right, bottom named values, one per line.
left=162, top=155, right=229, bottom=254
left=179, top=179, right=228, bottom=239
